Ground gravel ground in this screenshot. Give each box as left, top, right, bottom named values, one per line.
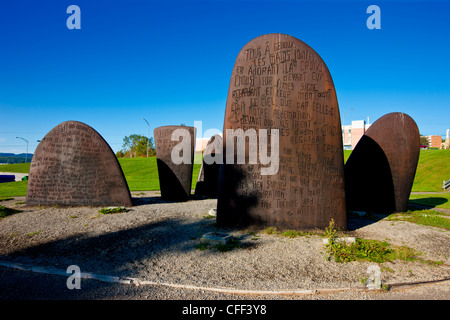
left=0, top=192, right=449, bottom=300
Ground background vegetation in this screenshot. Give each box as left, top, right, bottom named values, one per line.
left=116, top=134, right=156, bottom=158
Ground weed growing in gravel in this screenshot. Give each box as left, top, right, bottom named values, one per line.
left=324, top=218, right=344, bottom=239
left=0, top=205, right=20, bottom=219
left=263, top=226, right=320, bottom=238
left=264, top=227, right=277, bottom=235
left=27, top=231, right=41, bottom=236
left=323, top=238, right=426, bottom=264
left=194, top=243, right=209, bottom=250
left=281, top=230, right=316, bottom=238
left=98, top=207, right=129, bottom=214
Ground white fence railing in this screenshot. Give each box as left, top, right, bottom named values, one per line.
left=443, top=179, right=450, bottom=190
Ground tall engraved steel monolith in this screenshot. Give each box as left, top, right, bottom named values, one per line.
left=345, top=112, right=420, bottom=213
left=154, top=125, right=196, bottom=201
left=217, top=33, right=346, bottom=229
left=195, top=134, right=222, bottom=198
left=26, top=121, right=132, bottom=206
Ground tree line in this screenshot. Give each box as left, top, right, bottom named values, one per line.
left=116, top=134, right=156, bottom=158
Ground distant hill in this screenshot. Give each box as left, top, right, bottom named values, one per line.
left=0, top=153, right=33, bottom=164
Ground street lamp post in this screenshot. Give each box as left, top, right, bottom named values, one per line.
left=16, top=137, right=29, bottom=163
left=142, top=118, right=150, bottom=158
left=342, top=107, right=355, bottom=127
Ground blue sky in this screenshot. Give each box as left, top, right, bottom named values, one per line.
left=1, top=0, right=449, bottom=155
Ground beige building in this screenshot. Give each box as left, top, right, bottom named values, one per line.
left=195, top=137, right=210, bottom=153
left=195, top=133, right=223, bottom=154
left=342, top=120, right=371, bottom=150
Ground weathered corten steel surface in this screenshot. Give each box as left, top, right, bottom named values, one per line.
left=154, top=125, right=196, bottom=201
left=194, top=134, right=222, bottom=198
left=26, top=121, right=132, bottom=207
left=217, top=33, right=346, bottom=229
left=345, top=112, right=420, bottom=213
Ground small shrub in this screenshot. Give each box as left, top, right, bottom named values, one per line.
left=324, top=218, right=339, bottom=239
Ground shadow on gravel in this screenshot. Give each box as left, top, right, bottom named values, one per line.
left=0, top=211, right=263, bottom=300
left=131, top=194, right=214, bottom=206
left=0, top=217, right=245, bottom=279
left=346, top=212, right=390, bottom=231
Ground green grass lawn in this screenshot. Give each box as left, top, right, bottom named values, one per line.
left=0, top=149, right=448, bottom=199
left=118, top=157, right=160, bottom=191
left=0, top=163, right=30, bottom=173
left=343, top=150, right=352, bottom=163
left=408, top=193, right=450, bottom=210
left=118, top=157, right=201, bottom=191
left=343, top=149, right=450, bottom=192
left=0, top=180, right=28, bottom=199
left=410, top=149, right=450, bottom=192
left=386, top=209, right=450, bottom=231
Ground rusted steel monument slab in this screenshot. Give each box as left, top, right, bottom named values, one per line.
left=154, top=125, right=196, bottom=201
left=194, top=134, right=222, bottom=198
left=26, top=121, right=132, bottom=206
left=345, top=112, right=420, bottom=213
left=217, top=33, right=346, bottom=229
